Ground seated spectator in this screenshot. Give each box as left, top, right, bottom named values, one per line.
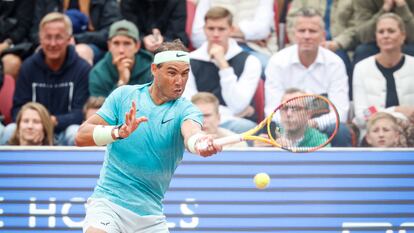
left=191, top=0, right=277, bottom=69
left=191, top=92, right=248, bottom=148
left=183, top=6, right=261, bottom=134
left=353, top=13, right=414, bottom=135
left=0, top=12, right=91, bottom=146
left=89, top=20, right=153, bottom=97
left=352, top=0, right=414, bottom=65
left=287, top=0, right=356, bottom=98
left=0, top=73, right=15, bottom=125
left=8, top=102, right=54, bottom=146
left=255, top=88, right=330, bottom=148
left=83, top=96, right=105, bottom=120
left=0, top=54, right=5, bottom=138
left=361, top=112, right=407, bottom=147
left=120, top=0, right=188, bottom=53
left=0, top=122, right=4, bottom=141
left=0, top=64, right=15, bottom=125
left=0, top=0, right=35, bottom=80
left=30, top=0, right=122, bottom=65
left=265, top=7, right=351, bottom=147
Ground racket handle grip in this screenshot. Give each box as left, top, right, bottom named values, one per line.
left=196, top=135, right=243, bottom=151
left=214, top=134, right=243, bottom=146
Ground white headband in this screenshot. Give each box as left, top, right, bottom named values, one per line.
left=153, top=50, right=190, bottom=64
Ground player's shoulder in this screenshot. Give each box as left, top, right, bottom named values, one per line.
left=173, top=96, right=194, bottom=109
left=172, top=97, right=201, bottom=117
left=108, top=83, right=151, bottom=103
left=115, top=83, right=150, bottom=93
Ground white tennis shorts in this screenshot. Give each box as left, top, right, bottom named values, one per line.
left=83, top=198, right=169, bottom=233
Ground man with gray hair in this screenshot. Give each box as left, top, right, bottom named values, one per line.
left=265, top=8, right=351, bottom=147
left=0, top=12, right=91, bottom=145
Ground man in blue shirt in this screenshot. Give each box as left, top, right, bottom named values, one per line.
left=75, top=39, right=221, bottom=233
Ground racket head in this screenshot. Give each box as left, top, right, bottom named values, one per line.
left=262, top=94, right=339, bottom=152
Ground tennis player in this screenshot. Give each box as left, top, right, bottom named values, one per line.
left=75, top=39, right=222, bottom=233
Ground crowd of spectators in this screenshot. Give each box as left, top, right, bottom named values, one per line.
left=0, top=0, right=413, bottom=148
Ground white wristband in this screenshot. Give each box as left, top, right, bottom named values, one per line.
left=187, top=133, right=204, bottom=154
left=93, top=125, right=115, bottom=146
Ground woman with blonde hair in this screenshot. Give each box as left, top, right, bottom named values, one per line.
left=362, top=112, right=408, bottom=147
left=353, top=13, right=414, bottom=133
left=8, top=102, right=54, bottom=145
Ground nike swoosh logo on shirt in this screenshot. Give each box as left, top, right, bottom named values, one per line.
left=176, top=53, right=186, bottom=57
left=161, top=118, right=174, bottom=124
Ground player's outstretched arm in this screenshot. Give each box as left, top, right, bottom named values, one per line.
left=75, top=114, right=111, bottom=146
left=181, top=120, right=222, bottom=157
left=75, top=101, right=147, bottom=147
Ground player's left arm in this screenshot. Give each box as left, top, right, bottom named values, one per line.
left=181, top=119, right=222, bottom=157
left=75, top=114, right=111, bottom=146
left=75, top=101, right=147, bottom=146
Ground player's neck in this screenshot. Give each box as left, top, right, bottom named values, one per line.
left=149, top=84, right=168, bottom=105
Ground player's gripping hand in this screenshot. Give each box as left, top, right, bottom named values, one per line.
left=119, top=101, right=148, bottom=138
left=195, top=135, right=222, bottom=157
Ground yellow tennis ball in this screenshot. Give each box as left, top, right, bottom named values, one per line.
left=254, top=172, right=270, bottom=189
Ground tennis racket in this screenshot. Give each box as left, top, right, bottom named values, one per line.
left=200, top=94, right=339, bottom=152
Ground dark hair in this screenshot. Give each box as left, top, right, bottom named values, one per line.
left=154, top=39, right=188, bottom=68
left=154, top=39, right=188, bottom=54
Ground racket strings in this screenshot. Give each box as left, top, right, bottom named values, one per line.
left=268, top=95, right=338, bottom=152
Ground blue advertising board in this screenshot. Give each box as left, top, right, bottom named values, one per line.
left=0, top=147, right=414, bottom=233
